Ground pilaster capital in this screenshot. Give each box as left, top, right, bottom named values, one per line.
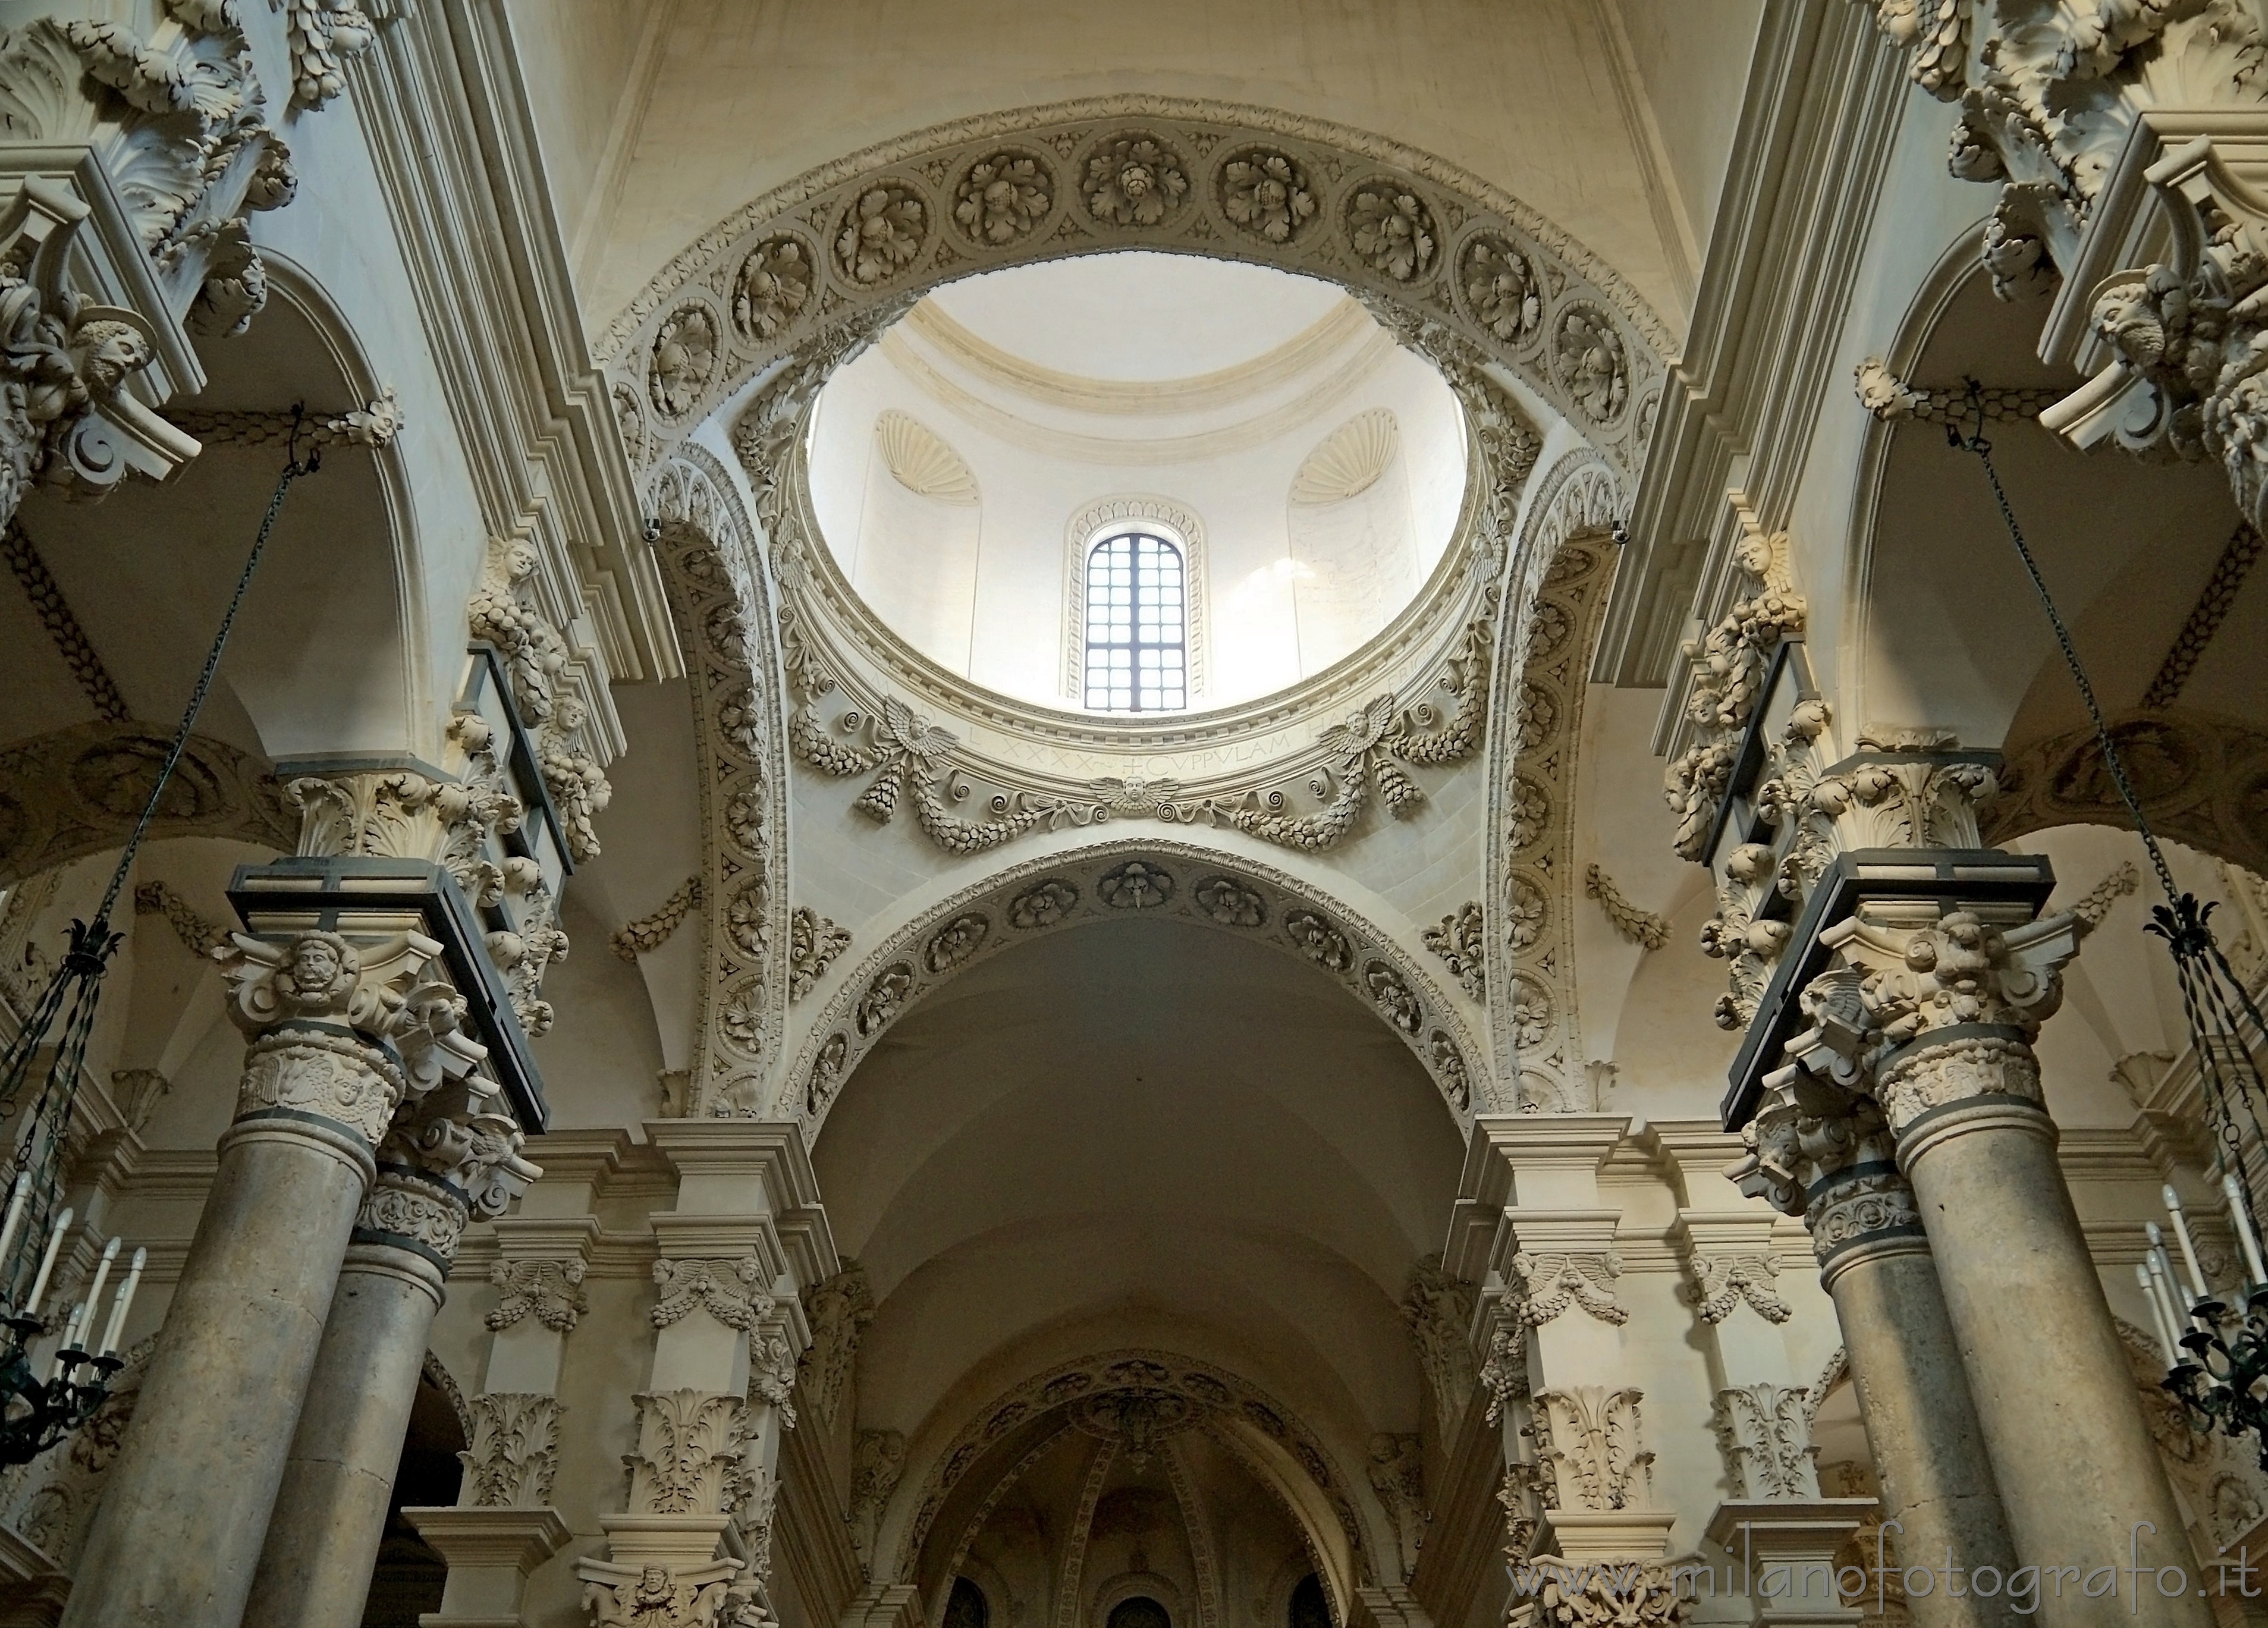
left=1529, top=1385, right=1654, bottom=1514
left=624, top=1389, right=751, bottom=1519
left=1711, top=1382, right=1818, bottom=1501
left=460, top=1392, right=564, bottom=1508
left=381, top=1076, right=543, bottom=1223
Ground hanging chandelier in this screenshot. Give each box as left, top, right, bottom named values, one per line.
left=0, top=426, right=318, bottom=1466
left=1948, top=389, right=2268, bottom=1467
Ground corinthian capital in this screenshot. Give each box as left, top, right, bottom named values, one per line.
left=380, top=1076, right=542, bottom=1223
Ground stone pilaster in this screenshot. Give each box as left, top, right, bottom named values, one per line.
left=241, top=1078, right=540, bottom=1628
left=574, top=1123, right=837, bottom=1628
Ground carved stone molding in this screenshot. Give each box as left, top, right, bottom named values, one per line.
left=1484, top=452, right=1624, bottom=1111
left=106, top=1067, right=169, bottom=1136
left=1713, top=1384, right=1818, bottom=1501
left=363, top=1078, right=541, bottom=1264
left=612, top=875, right=704, bottom=961
left=1366, top=1433, right=1425, bottom=1583
left=1399, top=1253, right=1478, bottom=1440
left=0, top=719, right=291, bottom=891
left=1581, top=865, right=1666, bottom=951
left=461, top=1392, right=563, bottom=1508
left=1504, top=1559, right=1692, bottom=1624
left=486, top=1258, right=590, bottom=1333
left=1662, top=506, right=1804, bottom=868
left=1989, top=708, right=2268, bottom=878
left=169, top=386, right=403, bottom=452
left=787, top=906, right=852, bottom=1001
left=599, top=98, right=1669, bottom=473
left=1529, top=1386, right=1652, bottom=1513
left=847, top=1428, right=905, bottom=1569
left=1477, top=1315, right=1529, bottom=1427
left=648, top=450, right=790, bottom=1118
left=796, top=1260, right=873, bottom=1431
left=133, top=879, right=227, bottom=955
left=1682, top=1253, right=1790, bottom=1327
left=581, top=1563, right=739, bottom=1628
left=1422, top=901, right=1485, bottom=1002
left=1508, top=1250, right=1626, bottom=1328
left=786, top=841, right=1486, bottom=1130
left=652, top=1255, right=773, bottom=1332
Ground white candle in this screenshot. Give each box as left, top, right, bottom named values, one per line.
left=98, top=1247, right=145, bottom=1357
left=2225, top=1173, right=2267, bottom=1287
left=2165, top=1184, right=2211, bottom=1301
left=2147, top=1245, right=2194, bottom=1356
left=2140, top=1264, right=2182, bottom=1365
left=23, top=1205, right=71, bottom=1316
left=0, top=1170, right=30, bottom=1292
left=52, top=1299, right=86, bottom=1379
left=75, top=1236, right=119, bottom=1348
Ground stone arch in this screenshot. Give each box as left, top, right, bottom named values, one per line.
left=599, top=98, right=1672, bottom=486
left=1482, top=449, right=1624, bottom=1102
left=882, top=1349, right=1393, bottom=1620
left=787, top=835, right=1488, bottom=1134
left=647, top=447, right=793, bottom=1114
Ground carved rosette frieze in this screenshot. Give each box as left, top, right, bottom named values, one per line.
left=1508, top=1250, right=1627, bottom=1327
left=602, top=99, right=1667, bottom=470
left=1712, top=1383, right=1818, bottom=1501
left=787, top=844, right=1485, bottom=1129
left=1529, top=1386, right=1652, bottom=1512
left=461, top=1391, right=563, bottom=1507
left=487, top=1258, right=590, bottom=1332
left=1683, top=1253, right=1790, bottom=1326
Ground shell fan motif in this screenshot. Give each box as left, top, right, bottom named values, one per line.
left=1289, top=408, right=1399, bottom=505
left=875, top=410, right=981, bottom=504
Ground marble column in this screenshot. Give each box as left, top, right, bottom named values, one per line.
left=59, top=927, right=455, bottom=1628
left=1793, top=910, right=2207, bottom=1626
left=1739, top=1076, right=2022, bottom=1628
left=241, top=1080, right=538, bottom=1628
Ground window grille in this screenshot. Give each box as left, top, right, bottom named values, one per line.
left=1082, top=531, right=1186, bottom=713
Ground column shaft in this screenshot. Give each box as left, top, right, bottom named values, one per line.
left=1899, top=1092, right=2207, bottom=1626
left=240, top=1237, right=447, bottom=1628
left=59, top=1110, right=375, bottom=1628
left=1817, top=1217, right=2020, bottom=1628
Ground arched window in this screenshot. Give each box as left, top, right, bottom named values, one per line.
left=1288, top=1574, right=1330, bottom=1628
left=944, top=1579, right=989, bottom=1628
left=1083, top=531, right=1187, bottom=713
left=1108, top=1598, right=1171, bottom=1628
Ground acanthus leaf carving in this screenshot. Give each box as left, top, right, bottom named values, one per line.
left=461, top=1391, right=563, bottom=1507
left=1422, top=900, right=1486, bottom=1001
left=788, top=906, right=852, bottom=1000
left=626, top=1390, right=749, bottom=1517
left=1712, top=1382, right=1818, bottom=1501
left=1529, top=1385, right=1653, bottom=1512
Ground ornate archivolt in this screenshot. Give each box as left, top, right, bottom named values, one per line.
left=786, top=839, right=1489, bottom=1135
left=0, top=718, right=292, bottom=890
left=1482, top=452, right=1624, bottom=1109
left=884, top=1350, right=1380, bottom=1604
left=598, top=97, right=1670, bottom=481
left=646, top=449, right=793, bottom=1118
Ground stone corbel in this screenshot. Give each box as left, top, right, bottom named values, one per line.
left=0, top=176, right=198, bottom=524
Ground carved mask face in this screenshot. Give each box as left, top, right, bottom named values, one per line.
left=290, top=936, right=343, bottom=994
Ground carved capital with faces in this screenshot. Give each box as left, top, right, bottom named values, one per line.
left=379, top=1075, right=541, bottom=1221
